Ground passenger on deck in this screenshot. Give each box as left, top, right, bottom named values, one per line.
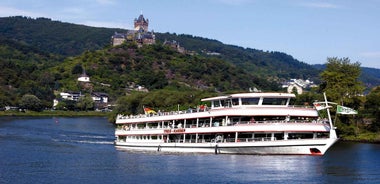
left=285, top=115, right=290, bottom=122
left=250, top=117, right=255, bottom=124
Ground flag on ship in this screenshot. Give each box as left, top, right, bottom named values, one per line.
left=144, top=107, right=156, bottom=114
left=313, top=102, right=329, bottom=110
left=336, top=105, right=358, bottom=115
left=313, top=101, right=336, bottom=111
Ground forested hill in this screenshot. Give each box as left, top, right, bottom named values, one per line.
left=0, top=37, right=61, bottom=106
left=1, top=16, right=379, bottom=89
left=0, top=16, right=280, bottom=108
left=155, top=33, right=320, bottom=81
left=0, top=16, right=319, bottom=81
left=0, top=16, right=125, bottom=56
left=51, top=43, right=279, bottom=97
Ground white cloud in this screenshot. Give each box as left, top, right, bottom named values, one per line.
left=215, top=0, right=255, bottom=6
left=0, top=6, right=45, bottom=17
left=301, top=2, right=340, bottom=9
left=360, top=51, right=380, bottom=58
left=61, top=7, right=86, bottom=15
left=96, top=0, right=116, bottom=5
left=81, top=20, right=131, bottom=29
left=57, top=7, right=90, bottom=21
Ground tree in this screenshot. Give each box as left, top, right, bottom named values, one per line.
left=56, top=99, right=77, bottom=111
left=319, top=57, right=364, bottom=107
left=115, top=92, right=147, bottom=115
left=319, top=57, right=365, bottom=138
left=294, top=91, right=322, bottom=106
left=77, top=94, right=95, bottom=111
left=364, top=86, right=380, bottom=131
left=71, top=64, right=83, bottom=75
left=19, top=94, right=43, bottom=111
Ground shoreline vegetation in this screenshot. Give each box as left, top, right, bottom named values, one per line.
left=340, top=133, right=380, bottom=144
left=1, top=110, right=379, bottom=144
left=0, top=110, right=112, bottom=117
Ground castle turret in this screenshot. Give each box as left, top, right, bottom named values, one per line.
left=134, top=14, right=149, bottom=31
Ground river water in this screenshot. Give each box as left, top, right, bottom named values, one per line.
left=0, top=117, right=379, bottom=184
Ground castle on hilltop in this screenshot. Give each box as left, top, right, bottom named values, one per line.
left=111, top=14, right=155, bottom=47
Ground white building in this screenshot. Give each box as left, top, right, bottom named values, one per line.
left=78, top=73, right=90, bottom=82
left=91, top=92, right=109, bottom=103
left=282, top=79, right=317, bottom=94
left=60, top=92, right=83, bottom=101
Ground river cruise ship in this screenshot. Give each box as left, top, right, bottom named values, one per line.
left=115, top=93, right=338, bottom=155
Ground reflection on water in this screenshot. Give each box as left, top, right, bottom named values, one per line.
left=1, top=117, right=380, bottom=184
left=323, top=142, right=380, bottom=183
left=114, top=150, right=337, bottom=183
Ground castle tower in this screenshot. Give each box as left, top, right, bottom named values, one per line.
left=134, top=14, right=149, bottom=31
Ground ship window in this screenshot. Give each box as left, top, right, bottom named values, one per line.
left=274, top=133, right=284, bottom=140
left=262, top=98, right=287, bottom=105
left=213, top=100, right=221, bottom=107
left=288, top=133, right=314, bottom=139
left=241, top=98, right=260, bottom=105
left=231, top=98, right=239, bottom=106
left=316, top=132, right=329, bottom=138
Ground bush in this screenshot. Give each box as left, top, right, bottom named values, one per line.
left=19, top=94, right=43, bottom=112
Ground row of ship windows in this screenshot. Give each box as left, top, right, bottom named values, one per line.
left=117, top=132, right=330, bottom=143
left=213, top=98, right=288, bottom=107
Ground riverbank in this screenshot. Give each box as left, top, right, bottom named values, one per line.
left=0, top=110, right=112, bottom=117
left=341, top=132, right=380, bottom=144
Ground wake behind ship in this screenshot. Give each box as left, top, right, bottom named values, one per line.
left=114, top=92, right=338, bottom=155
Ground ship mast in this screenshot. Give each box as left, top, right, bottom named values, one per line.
left=324, top=92, right=337, bottom=139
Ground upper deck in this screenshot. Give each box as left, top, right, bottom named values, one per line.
left=201, top=92, right=295, bottom=109
left=115, top=93, right=318, bottom=124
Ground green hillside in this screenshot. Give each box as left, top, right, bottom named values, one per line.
left=0, top=37, right=61, bottom=106
left=0, top=16, right=280, bottom=110
left=155, top=33, right=320, bottom=81
left=0, top=16, right=124, bottom=56
left=1, top=16, right=379, bottom=110
left=2, top=16, right=378, bottom=87
left=0, top=16, right=319, bottom=81
left=51, top=42, right=279, bottom=100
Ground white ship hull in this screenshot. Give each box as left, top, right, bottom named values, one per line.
left=115, top=138, right=338, bottom=155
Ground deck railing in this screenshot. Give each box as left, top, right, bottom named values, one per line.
left=116, top=105, right=316, bottom=120
left=116, top=120, right=329, bottom=131
left=115, top=137, right=327, bottom=144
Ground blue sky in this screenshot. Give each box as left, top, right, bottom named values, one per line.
left=1, top=0, right=380, bottom=69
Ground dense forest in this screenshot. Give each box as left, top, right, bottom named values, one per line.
left=0, top=37, right=62, bottom=107
left=0, top=16, right=124, bottom=56
left=156, top=33, right=320, bottom=81
left=0, top=16, right=380, bottom=141
left=50, top=42, right=280, bottom=100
